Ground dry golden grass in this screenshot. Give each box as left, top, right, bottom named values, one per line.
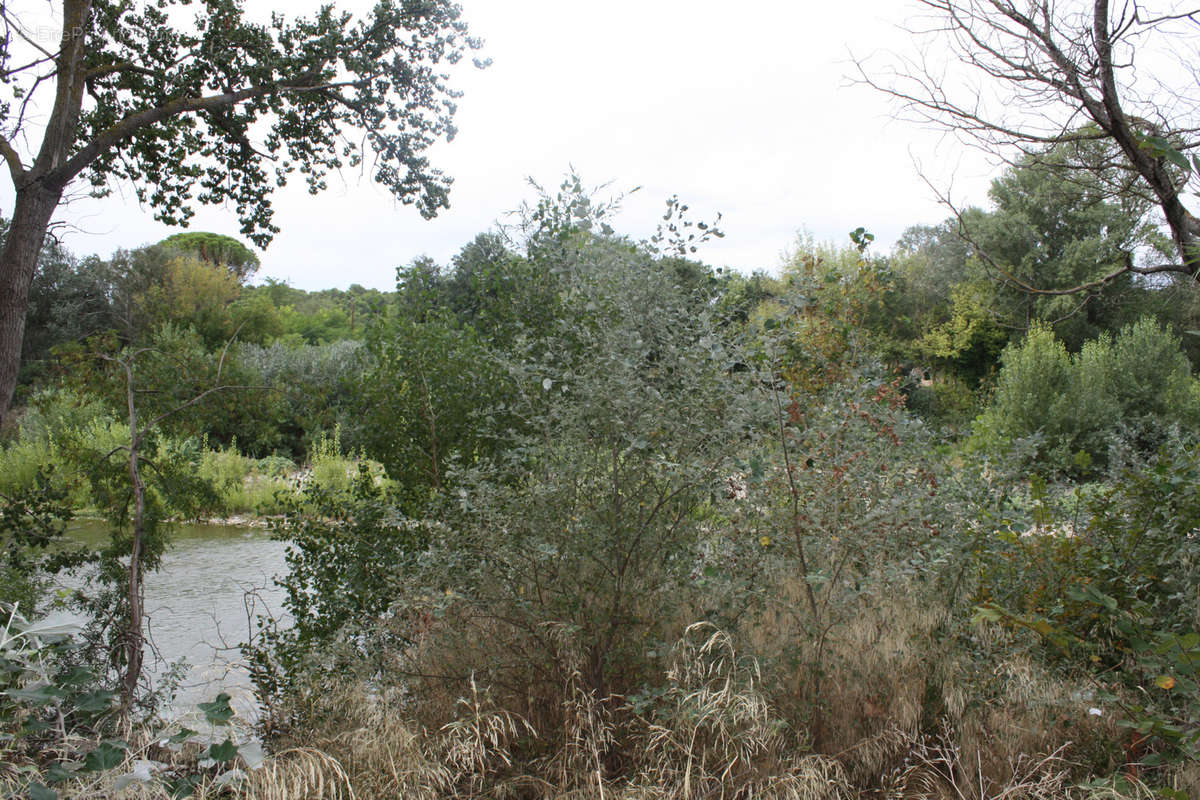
left=623, top=622, right=853, bottom=800
left=237, top=748, right=355, bottom=800
left=725, top=568, right=1131, bottom=797
left=20, top=598, right=1153, bottom=800
left=245, top=604, right=1138, bottom=799
left=880, top=729, right=1076, bottom=800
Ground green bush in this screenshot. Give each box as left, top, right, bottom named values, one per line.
left=0, top=476, right=83, bottom=615
left=254, top=189, right=764, bottom=749
left=248, top=468, right=426, bottom=723
left=0, top=388, right=130, bottom=508
left=194, top=444, right=295, bottom=515
left=0, top=433, right=54, bottom=497
left=196, top=443, right=255, bottom=498
left=906, top=373, right=979, bottom=428
left=235, top=339, right=367, bottom=458
left=973, top=318, right=1199, bottom=473
left=973, top=324, right=1074, bottom=461
left=975, top=443, right=1200, bottom=775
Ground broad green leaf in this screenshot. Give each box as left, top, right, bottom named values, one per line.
left=83, top=741, right=126, bottom=772
left=4, top=685, right=64, bottom=705
left=168, top=728, right=198, bottom=745
left=166, top=774, right=202, bottom=799
left=972, top=604, right=1003, bottom=624
left=15, top=612, right=83, bottom=639
left=27, top=782, right=57, bottom=800
left=19, top=719, right=52, bottom=736
left=74, top=690, right=116, bottom=713
left=59, top=667, right=95, bottom=687
left=198, top=692, right=234, bottom=724
left=208, top=738, right=239, bottom=763
left=45, top=764, right=75, bottom=784
left=1166, top=148, right=1190, bottom=170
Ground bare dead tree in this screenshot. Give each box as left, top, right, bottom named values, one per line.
left=855, top=0, right=1200, bottom=293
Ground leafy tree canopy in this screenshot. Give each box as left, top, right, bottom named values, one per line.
left=0, top=0, right=484, bottom=424
left=158, top=232, right=259, bottom=280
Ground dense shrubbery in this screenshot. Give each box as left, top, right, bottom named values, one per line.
left=235, top=183, right=1200, bottom=798
left=973, top=318, right=1200, bottom=474
left=7, top=168, right=1200, bottom=797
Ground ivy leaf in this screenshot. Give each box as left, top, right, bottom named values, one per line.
left=27, top=782, right=57, bottom=800
left=83, top=741, right=127, bottom=772
left=208, top=738, right=239, bottom=763
left=74, top=690, right=116, bottom=713
left=198, top=692, right=234, bottom=725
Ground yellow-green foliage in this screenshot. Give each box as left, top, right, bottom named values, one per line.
left=0, top=391, right=301, bottom=516
left=308, top=427, right=352, bottom=495
left=305, top=426, right=387, bottom=497
left=195, top=444, right=292, bottom=515
left=0, top=390, right=129, bottom=508
left=0, top=434, right=54, bottom=496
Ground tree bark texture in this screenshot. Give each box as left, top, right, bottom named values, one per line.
left=0, top=185, right=64, bottom=427
left=0, top=0, right=92, bottom=426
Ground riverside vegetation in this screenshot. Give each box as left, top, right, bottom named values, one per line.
left=5, top=164, right=1200, bottom=800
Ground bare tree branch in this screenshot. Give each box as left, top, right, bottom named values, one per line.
left=854, top=0, right=1200, bottom=289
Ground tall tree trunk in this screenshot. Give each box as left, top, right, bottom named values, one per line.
left=0, top=183, right=64, bottom=426
left=0, top=0, right=92, bottom=427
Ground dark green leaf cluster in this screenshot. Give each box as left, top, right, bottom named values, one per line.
left=0, top=472, right=85, bottom=613
left=0, top=610, right=118, bottom=792
left=248, top=468, right=430, bottom=720
left=53, top=0, right=482, bottom=245
left=975, top=444, right=1200, bottom=766
left=158, top=231, right=260, bottom=279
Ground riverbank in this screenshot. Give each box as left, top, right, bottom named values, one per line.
left=63, top=519, right=290, bottom=719
left=0, top=414, right=384, bottom=524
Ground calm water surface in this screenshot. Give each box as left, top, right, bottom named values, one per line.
left=66, top=521, right=290, bottom=720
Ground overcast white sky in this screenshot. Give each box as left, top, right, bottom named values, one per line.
left=39, top=0, right=1000, bottom=291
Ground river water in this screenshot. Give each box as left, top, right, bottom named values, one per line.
left=66, top=521, right=290, bottom=721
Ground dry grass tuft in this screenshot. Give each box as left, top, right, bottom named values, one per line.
left=240, top=747, right=355, bottom=800
left=264, top=676, right=538, bottom=799
left=1168, top=763, right=1200, bottom=799
left=436, top=675, right=538, bottom=797
left=536, top=623, right=617, bottom=796
left=235, top=615, right=1136, bottom=799
left=628, top=622, right=853, bottom=799
left=881, top=728, right=1076, bottom=800
left=952, top=646, right=1121, bottom=786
